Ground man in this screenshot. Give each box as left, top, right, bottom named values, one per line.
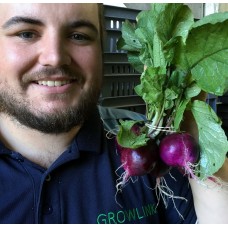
left=0, top=3, right=227, bottom=224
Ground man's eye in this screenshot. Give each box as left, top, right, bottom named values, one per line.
left=17, top=32, right=36, bottom=39
left=71, top=33, right=90, bottom=41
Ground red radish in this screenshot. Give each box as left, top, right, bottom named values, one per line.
left=115, top=139, right=159, bottom=189
left=130, top=123, right=140, bottom=135
left=120, top=139, right=159, bottom=176
left=159, top=132, right=199, bottom=178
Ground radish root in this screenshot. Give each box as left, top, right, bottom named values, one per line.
left=154, top=176, right=187, bottom=220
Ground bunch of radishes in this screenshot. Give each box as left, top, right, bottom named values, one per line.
left=113, top=3, right=228, bottom=215
left=115, top=2, right=228, bottom=187
left=115, top=121, right=199, bottom=187
left=116, top=1, right=228, bottom=182
left=114, top=121, right=200, bottom=218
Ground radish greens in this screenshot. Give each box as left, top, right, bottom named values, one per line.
left=116, top=3, right=228, bottom=180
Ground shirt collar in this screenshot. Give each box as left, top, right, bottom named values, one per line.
left=75, top=106, right=103, bottom=155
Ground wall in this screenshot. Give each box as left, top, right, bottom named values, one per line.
left=219, top=3, right=228, bottom=12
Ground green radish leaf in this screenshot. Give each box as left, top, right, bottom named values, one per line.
left=155, top=3, right=194, bottom=44
left=116, top=120, right=149, bottom=149
left=136, top=10, right=156, bottom=43
left=184, top=83, right=201, bottom=99
left=191, top=100, right=228, bottom=179
left=164, top=88, right=178, bottom=110
left=193, top=11, right=228, bottom=28
left=134, top=67, right=166, bottom=111
left=186, top=20, right=228, bottom=95
left=174, top=98, right=190, bottom=130
left=153, top=32, right=167, bottom=69
left=116, top=20, right=142, bottom=51
left=127, top=51, right=144, bottom=73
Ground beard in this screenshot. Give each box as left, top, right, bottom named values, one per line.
left=0, top=68, right=102, bottom=134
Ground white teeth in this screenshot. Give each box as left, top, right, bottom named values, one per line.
left=54, top=81, right=62, bottom=86
left=47, top=81, right=55, bottom=87
left=37, top=80, right=70, bottom=87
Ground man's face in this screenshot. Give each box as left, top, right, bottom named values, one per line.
left=0, top=3, right=103, bottom=133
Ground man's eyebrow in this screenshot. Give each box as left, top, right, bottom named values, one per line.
left=2, top=16, right=44, bottom=29
left=2, top=17, right=99, bottom=34
left=68, top=20, right=99, bottom=34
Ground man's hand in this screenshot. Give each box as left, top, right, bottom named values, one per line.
left=189, top=159, right=228, bottom=224
left=181, top=91, right=228, bottom=223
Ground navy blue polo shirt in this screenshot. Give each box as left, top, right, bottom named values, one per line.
left=0, top=107, right=197, bottom=224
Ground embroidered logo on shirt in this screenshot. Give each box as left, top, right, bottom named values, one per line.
left=97, top=203, right=157, bottom=224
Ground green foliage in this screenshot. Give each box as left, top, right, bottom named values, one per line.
left=117, top=3, right=228, bottom=177
left=191, top=101, right=228, bottom=179
left=116, top=120, right=149, bottom=149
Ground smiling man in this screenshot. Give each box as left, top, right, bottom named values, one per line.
left=0, top=4, right=103, bottom=168
left=0, top=3, right=227, bottom=224
left=0, top=4, right=102, bottom=134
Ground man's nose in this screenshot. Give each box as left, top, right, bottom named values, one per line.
left=38, top=34, right=71, bottom=67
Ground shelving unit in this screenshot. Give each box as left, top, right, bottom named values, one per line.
left=99, top=5, right=145, bottom=114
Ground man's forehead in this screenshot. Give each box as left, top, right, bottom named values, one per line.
left=0, top=3, right=98, bottom=12
left=0, top=3, right=100, bottom=26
